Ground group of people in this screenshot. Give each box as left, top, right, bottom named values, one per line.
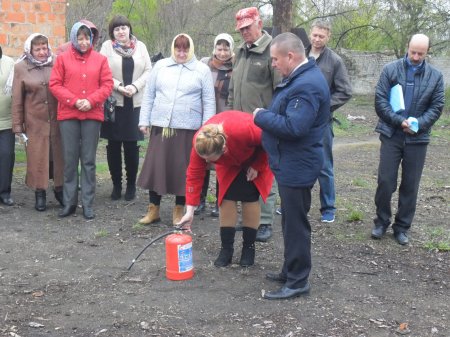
left=0, top=6, right=444, bottom=300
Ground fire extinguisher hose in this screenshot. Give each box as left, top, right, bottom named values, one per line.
left=127, top=222, right=190, bottom=271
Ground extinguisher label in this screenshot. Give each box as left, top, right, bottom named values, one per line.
left=178, top=242, right=193, bottom=272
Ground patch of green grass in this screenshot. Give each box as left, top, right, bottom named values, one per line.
left=347, top=209, right=364, bottom=222
left=95, top=229, right=109, bottom=238
left=15, top=148, right=27, bottom=163
left=132, top=222, right=145, bottom=230
left=444, top=87, right=450, bottom=112
left=431, top=112, right=450, bottom=141
left=13, top=166, right=26, bottom=175
left=333, top=111, right=373, bottom=137
left=422, top=227, right=450, bottom=252
left=351, top=177, right=369, bottom=188
left=206, top=193, right=216, bottom=203
left=96, top=162, right=109, bottom=175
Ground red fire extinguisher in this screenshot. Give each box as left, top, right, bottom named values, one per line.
left=165, top=233, right=194, bottom=281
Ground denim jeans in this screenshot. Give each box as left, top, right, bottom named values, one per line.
left=318, top=122, right=335, bottom=214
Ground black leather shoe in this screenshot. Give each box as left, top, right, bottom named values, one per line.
left=256, top=224, right=272, bottom=242
left=124, top=185, right=136, bottom=201
left=263, top=283, right=310, bottom=300
left=0, top=195, right=14, bottom=206
left=111, top=185, right=122, bottom=200
left=35, top=190, right=46, bottom=211
left=210, top=204, right=219, bottom=217
left=371, top=225, right=387, bottom=239
left=194, top=201, right=206, bottom=215
left=58, top=205, right=77, bottom=218
left=265, top=272, right=287, bottom=284
left=54, top=190, right=64, bottom=206
left=83, top=207, right=95, bottom=220
left=214, top=248, right=233, bottom=267
left=394, top=231, right=409, bottom=245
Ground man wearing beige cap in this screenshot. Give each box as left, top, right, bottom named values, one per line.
left=228, top=6, right=281, bottom=243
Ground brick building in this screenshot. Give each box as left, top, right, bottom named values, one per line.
left=0, top=0, right=66, bottom=58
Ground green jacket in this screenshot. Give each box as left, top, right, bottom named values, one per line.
left=0, top=55, right=14, bottom=131
left=228, top=31, right=281, bottom=113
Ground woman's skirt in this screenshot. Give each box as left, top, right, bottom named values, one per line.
left=223, top=170, right=260, bottom=202
left=137, top=126, right=196, bottom=196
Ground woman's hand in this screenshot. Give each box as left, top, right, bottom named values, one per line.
left=177, top=205, right=196, bottom=232
left=246, top=167, right=258, bottom=181
left=139, top=126, right=149, bottom=135
left=76, top=99, right=92, bottom=111
left=124, top=85, right=137, bottom=97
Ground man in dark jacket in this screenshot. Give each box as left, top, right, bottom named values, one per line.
left=305, top=20, right=352, bottom=223
left=254, top=32, right=330, bottom=300
left=371, top=33, right=444, bottom=245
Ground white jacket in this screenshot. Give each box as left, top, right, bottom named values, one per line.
left=139, top=56, right=215, bottom=130
left=100, top=40, right=152, bottom=107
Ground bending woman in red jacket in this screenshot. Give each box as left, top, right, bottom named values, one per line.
left=179, top=111, right=273, bottom=267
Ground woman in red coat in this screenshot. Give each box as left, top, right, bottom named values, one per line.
left=49, top=22, right=113, bottom=220
left=180, top=110, right=273, bottom=267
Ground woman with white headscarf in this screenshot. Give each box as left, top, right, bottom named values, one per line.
left=50, top=22, right=113, bottom=219
left=11, top=33, right=63, bottom=211
left=137, top=33, right=215, bottom=226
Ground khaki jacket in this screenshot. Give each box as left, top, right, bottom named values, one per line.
left=228, top=31, right=281, bottom=112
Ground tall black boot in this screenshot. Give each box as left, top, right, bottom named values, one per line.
left=107, top=144, right=122, bottom=200
left=214, top=227, right=236, bottom=267
left=35, top=189, right=46, bottom=211
left=124, top=143, right=139, bottom=201
left=240, top=227, right=257, bottom=267
left=54, top=188, right=64, bottom=206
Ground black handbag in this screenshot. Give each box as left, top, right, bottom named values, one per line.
left=104, top=95, right=117, bottom=123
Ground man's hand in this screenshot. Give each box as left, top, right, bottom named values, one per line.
left=246, top=166, right=258, bottom=181
left=253, top=108, right=262, bottom=118
left=401, top=120, right=415, bottom=135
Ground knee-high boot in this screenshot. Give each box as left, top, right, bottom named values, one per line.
left=106, top=144, right=122, bottom=200
left=124, top=143, right=139, bottom=201
left=214, top=227, right=236, bottom=267
left=240, top=227, right=257, bottom=267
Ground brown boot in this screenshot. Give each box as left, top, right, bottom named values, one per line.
left=139, top=203, right=160, bottom=224
left=173, top=205, right=184, bottom=225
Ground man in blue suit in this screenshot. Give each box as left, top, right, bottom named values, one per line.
left=254, top=32, right=330, bottom=300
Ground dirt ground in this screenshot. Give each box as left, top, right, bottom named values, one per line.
left=1, top=97, right=449, bottom=337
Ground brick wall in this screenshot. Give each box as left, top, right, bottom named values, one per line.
left=0, top=0, right=66, bottom=58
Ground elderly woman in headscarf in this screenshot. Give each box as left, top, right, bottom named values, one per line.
left=10, top=33, right=63, bottom=211
left=49, top=22, right=113, bottom=220
left=195, top=33, right=235, bottom=217
left=137, top=33, right=215, bottom=226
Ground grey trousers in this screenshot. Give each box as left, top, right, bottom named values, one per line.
left=0, top=129, right=15, bottom=198
left=259, top=180, right=277, bottom=225
left=59, top=120, right=100, bottom=208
